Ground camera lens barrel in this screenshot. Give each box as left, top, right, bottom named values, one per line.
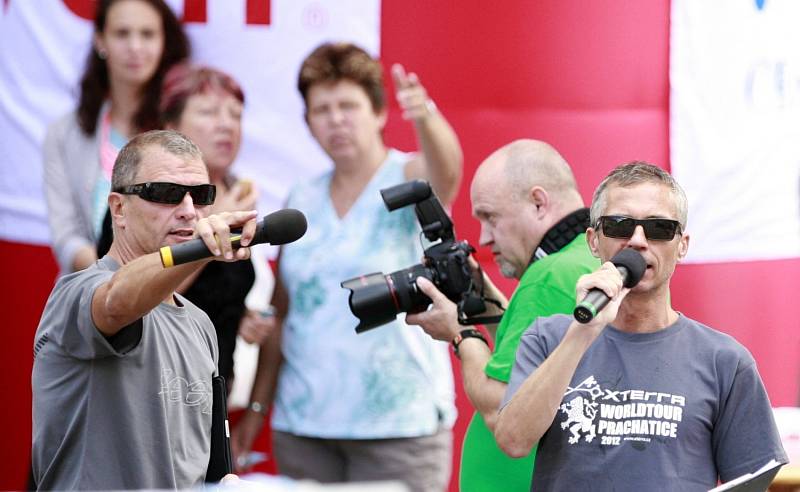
left=341, top=264, right=435, bottom=333
left=387, top=264, right=433, bottom=314
left=341, top=273, right=401, bottom=333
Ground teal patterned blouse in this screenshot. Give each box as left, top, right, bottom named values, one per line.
left=272, top=149, right=456, bottom=438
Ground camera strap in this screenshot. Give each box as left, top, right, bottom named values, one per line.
left=454, top=258, right=506, bottom=326
left=457, top=296, right=505, bottom=326
left=530, top=208, right=591, bottom=265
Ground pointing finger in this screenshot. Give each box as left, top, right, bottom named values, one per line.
left=391, top=63, right=409, bottom=90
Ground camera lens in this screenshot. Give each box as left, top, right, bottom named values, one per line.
left=386, top=264, right=432, bottom=314
left=341, top=264, right=433, bottom=333
left=341, top=273, right=402, bottom=333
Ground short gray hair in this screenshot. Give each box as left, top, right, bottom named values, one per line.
left=590, top=161, right=688, bottom=229
left=112, top=129, right=203, bottom=189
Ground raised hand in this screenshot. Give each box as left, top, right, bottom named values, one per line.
left=392, top=63, right=437, bottom=122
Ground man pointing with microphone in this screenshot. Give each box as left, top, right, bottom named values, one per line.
left=495, top=162, right=786, bottom=490
left=32, top=130, right=260, bottom=490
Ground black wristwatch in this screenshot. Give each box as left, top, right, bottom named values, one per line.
left=451, top=329, right=489, bottom=358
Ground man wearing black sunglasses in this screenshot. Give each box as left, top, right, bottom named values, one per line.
left=406, top=139, right=599, bottom=491
left=496, top=162, right=786, bottom=490
left=32, top=130, right=256, bottom=490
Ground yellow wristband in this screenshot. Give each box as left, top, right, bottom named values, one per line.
left=159, top=246, right=174, bottom=268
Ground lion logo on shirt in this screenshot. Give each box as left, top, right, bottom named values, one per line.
left=558, top=376, right=602, bottom=444
left=560, top=396, right=598, bottom=443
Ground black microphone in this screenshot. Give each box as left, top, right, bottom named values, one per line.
left=573, top=249, right=647, bottom=324
left=159, top=208, right=307, bottom=268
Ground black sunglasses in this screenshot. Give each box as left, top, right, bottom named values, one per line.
left=114, top=182, right=216, bottom=205
left=597, top=215, right=682, bottom=241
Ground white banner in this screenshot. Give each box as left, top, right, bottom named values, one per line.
left=0, top=0, right=380, bottom=251
left=670, top=0, right=800, bottom=262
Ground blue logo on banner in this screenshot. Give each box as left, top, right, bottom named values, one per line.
left=755, top=0, right=766, bottom=10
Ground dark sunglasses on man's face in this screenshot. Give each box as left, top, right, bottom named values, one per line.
left=597, top=215, right=682, bottom=241
left=113, top=182, right=216, bottom=205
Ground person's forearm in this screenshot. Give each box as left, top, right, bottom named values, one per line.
left=95, top=210, right=259, bottom=335
left=231, top=328, right=282, bottom=468
left=248, top=331, right=282, bottom=407
left=92, top=253, right=210, bottom=336
left=482, top=272, right=508, bottom=309
left=478, top=273, right=508, bottom=340
left=247, top=271, right=288, bottom=408
left=414, top=111, right=463, bottom=205
left=478, top=301, right=505, bottom=341
left=458, top=338, right=507, bottom=431
left=494, top=323, right=597, bottom=457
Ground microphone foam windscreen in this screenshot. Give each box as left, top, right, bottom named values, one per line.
left=259, top=208, right=308, bottom=245
left=611, top=249, right=647, bottom=288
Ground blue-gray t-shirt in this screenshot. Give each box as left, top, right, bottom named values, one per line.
left=504, top=314, right=787, bottom=491
left=32, top=256, right=219, bottom=490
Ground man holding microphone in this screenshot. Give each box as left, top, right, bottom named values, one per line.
left=32, top=130, right=257, bottom=490
left=495, top=162, right=787, bottom=490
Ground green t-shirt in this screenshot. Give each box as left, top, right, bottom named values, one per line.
left=459, top=234, right=599, bottom=492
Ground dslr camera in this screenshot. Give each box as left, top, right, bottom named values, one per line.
left=341, top=180, right=495, bottom=333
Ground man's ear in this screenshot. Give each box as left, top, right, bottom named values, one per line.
left=677, top=232, right=690, bottom=261
left=530, top=186, right=548, bottom=218
left=108, top=193, right=126, bottom=229
left=586, top=227, right=601, bottom=258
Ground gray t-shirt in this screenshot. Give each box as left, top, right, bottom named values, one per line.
left=503, top=314, right=787, bottom=491
left=32, top=256, right=219, bottom=490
